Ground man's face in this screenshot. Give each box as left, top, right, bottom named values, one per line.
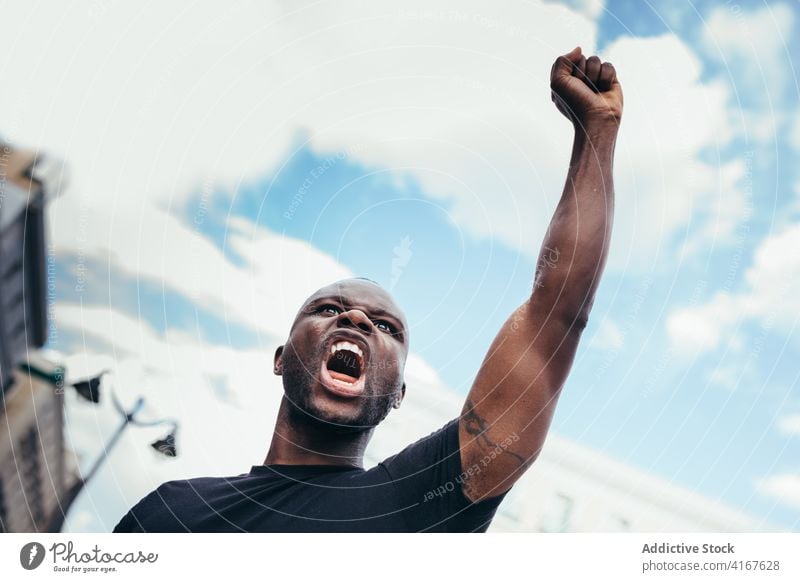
left=275, top=279, right=409, bottom=430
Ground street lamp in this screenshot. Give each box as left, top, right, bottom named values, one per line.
left=47, top=378, right=179, bottom=532
left=70, top=370, right=108, bottom=403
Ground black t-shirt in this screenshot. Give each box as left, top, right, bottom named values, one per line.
left=112, top=419, right=508, bottom=533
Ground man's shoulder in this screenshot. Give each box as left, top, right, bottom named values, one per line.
left=154, top=471, right=252, bottom=495
left=113, top=472, right=252, bottom=533
left=379, top=418, right=459, bottom=469
left=127, top=471, right=250, bottom=509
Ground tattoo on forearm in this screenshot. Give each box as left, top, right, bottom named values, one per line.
left=462, top=399, right=529, bottom=468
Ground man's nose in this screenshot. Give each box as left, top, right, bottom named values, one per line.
left=337, top=309, right=373, bottom=334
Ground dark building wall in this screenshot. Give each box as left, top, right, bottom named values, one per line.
left=0, top=146, right=49, bottom=394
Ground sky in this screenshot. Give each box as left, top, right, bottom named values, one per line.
left=1, top=0, right=798, bottom=531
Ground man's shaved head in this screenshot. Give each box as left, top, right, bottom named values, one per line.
left=275, top=278, right=409, bottom=431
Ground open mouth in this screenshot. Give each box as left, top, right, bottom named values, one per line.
left=319, top=340, right=366, bottom=398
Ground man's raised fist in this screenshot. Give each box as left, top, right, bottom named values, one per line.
left=550, top=47, right=623, bottom=128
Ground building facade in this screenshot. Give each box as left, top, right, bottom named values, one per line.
left=0, top=143, right=75, bottom=532
left=489, top=432, right=769, bottom=532
left=0, top=356, right=76, bottom=532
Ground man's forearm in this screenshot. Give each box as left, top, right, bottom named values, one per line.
left=533, top=119, right=618, bottom=329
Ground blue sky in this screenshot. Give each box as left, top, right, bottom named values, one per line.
left=3, top=0, right=798, bottom=530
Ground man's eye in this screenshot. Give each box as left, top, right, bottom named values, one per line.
left=375, top=321, right=394, bottom=333
left=320, top=305, right=341, bottom=315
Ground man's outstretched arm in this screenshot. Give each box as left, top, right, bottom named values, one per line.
left=458, top=47, right=623, bottom=502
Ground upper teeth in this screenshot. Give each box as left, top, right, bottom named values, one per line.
left=331, top=341, right=363, bottom=357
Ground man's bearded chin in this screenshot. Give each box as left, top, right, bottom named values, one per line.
left=280, top=345, right=399, bottom=432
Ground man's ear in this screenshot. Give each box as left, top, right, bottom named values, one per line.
left=273, top=345, right=284, bottom=376
left=393, top=382, right=406, bottom=409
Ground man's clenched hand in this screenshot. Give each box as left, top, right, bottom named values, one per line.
left=550, top=46, right=623, bottom=129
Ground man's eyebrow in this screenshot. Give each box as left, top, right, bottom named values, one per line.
left=305, top=295, right=342, bottom=308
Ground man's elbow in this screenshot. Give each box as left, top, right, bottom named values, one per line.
left=532, top=286, right=593, bottom=334
left=553, top=306, right=590, bottom=335
left=571, top=310, right=590, bottom=332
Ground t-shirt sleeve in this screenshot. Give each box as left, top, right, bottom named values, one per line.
left=112, top=509, right=144, bottom=533
left=111, top=484, right=190, bottom=533
left=379, top=418, right=509, bottom=532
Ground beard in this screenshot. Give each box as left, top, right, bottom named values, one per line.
left=280, top=341, right=400, bottom=432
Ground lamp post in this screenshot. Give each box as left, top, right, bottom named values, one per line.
left=47, top=376, right=178, bottom=532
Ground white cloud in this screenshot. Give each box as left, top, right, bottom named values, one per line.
left=2, top=1, right=738, bottom=276
left=701, top=4, right=794, bottom=153
left=757, top=473, right=800, bottom=509
left=0, top=2, right=292, bottom=212
left=702, top=3, right=794, bottom=101
left=677, top=158, right=752, bottom=256
left=788, top=115, right=800, bottom=219
left=777, top=414, right=800, bottom=436
left=667, top=292, right=737, bottom=354
left=792, top=180, right=800, bottom=219
left=588, top=317, right=624, bottom=351
left=744, top=109, right=780, bottom=145
left=704, top=364, right=742, bottom=391
left=791, top=113, right=800, bottom=151
left=603, top=34, right=740, bottom=269
left=543, top=0, right=605, bottom=21
left=1, top=0, right=592, bottom=224
left=706, top=159, right=752, bottom=242
left=667, top=223, right=800, bottom=355
left=51, top=202, right=352, bottom=339
left=741, top=224, right=800, bottom=318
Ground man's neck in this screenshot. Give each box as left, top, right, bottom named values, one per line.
left=263, top=397, right=373, bottom=468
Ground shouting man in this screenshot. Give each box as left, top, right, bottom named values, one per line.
left=114, top=47, right=622, bottom=533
